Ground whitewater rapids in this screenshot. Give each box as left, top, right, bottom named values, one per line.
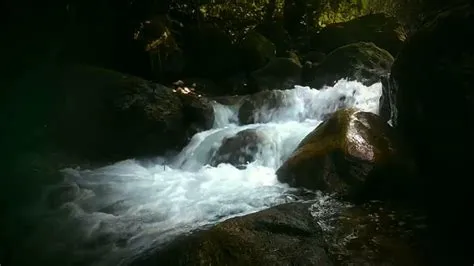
left=27, top=80, right=382, bottom=265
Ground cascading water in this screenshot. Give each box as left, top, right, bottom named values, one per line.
left=23, top=80, right=382, bottom=265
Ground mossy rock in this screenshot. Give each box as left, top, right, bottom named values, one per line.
left=305, top=42, right=394, bottom=89
left=130, top=203, right=332, bottom=266
left=238, top=30, right=276, bottom=72
left=311, top=13, right=404, bottom=56
left=276, top=108, right=414, bottom=202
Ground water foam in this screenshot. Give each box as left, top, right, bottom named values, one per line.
left=27, top=79, right=382, bottom=265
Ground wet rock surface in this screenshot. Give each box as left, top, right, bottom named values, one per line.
left=277, top=108, right=415, bottom=202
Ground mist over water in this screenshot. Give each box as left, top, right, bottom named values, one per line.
left=26, top=80, right=382, bottom=265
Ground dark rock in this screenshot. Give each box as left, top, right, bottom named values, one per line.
left=305, top=42, right=394, bottom=89
left=311, top=13, right=404, bottom=56
left=131, top=201, right=427, bottom=266
left=130, top=202, right=332, bottom=266
left=238, top=90, right=287, bottom=124
left=276, top=109, right=415, bottom=202
left=313, top=200, right=428, bottom=265
left=210, top=129, right=265, bottom=167
left=238, top=30, right=276, bottom=72
left=249, top=57, right=302, bottom=91
left=46, top=65, right=214, bottom=161
left=385, top=4, right=474, bottom=263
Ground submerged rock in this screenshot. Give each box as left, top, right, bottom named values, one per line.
left=305, top=42, right=394, bottom=89
left=381, top=3, right=474, bottom=263
left=210, top=129, right=266, bottom=167
left=276, top=109, right=414, bottom=202
left=130, top=202, right=332, bottom=266
left=311, top=13, right=404, bottom=56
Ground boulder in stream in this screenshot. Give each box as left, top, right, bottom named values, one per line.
left=210, top=129, right=266, bottom=168
left=276, top=108, right=415, bottom=202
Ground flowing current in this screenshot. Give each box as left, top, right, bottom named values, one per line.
left=26, top=80, right=381, bottom=265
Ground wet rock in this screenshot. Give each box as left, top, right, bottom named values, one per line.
left=238, top=30, right=276, bottom=72
left=131, top=201, right=427, bottom=266
left=130, top=202, right=332, bottom=266
left=311, top=13, right=404, bottom=56
left=313, top=199, right=428, bottom=265
left=276, top=108, right=415, bottom=202
left=249, top=57, right=302, bottom=91
left=210, top=129, right=266, bottom=167
left=306, top=42, right=394, bottom=89
left=238, top=90, right=287, bottom=124
left=385, top=4, right=474, bottom=263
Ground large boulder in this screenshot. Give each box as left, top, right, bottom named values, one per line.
left=380, top=4, right=474, bottom=263
left=130, top=203, right=332, bottom=266
left=210, top=129, right=266, bottom=168
left=305, top=42, right=394, bottom=89
left=276, top=109, right=414, bottom=202
left=311, top=13, right=404, bottom=56
left=249, top=57, right=302, bottom=91
left=14, top=65, right=214, bottom=162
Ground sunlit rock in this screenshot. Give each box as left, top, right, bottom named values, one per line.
left=276, top=108, right=415, bottom=202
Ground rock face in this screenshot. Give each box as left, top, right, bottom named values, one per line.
left=381, top=4, right=474, bottom=263
left=276, top=109, right=413, bottom=202
left=305, top=42, right=394, bottom=89
left=45, top=65, right=215, bottom=161
left=130, top=203, right=332, bottom=266
left=210, top=129, right=265, bottom=167
left=311, top=13, right=404, bottom=56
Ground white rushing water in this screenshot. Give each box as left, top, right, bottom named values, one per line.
left=29, top=80, right=382, bottom=265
